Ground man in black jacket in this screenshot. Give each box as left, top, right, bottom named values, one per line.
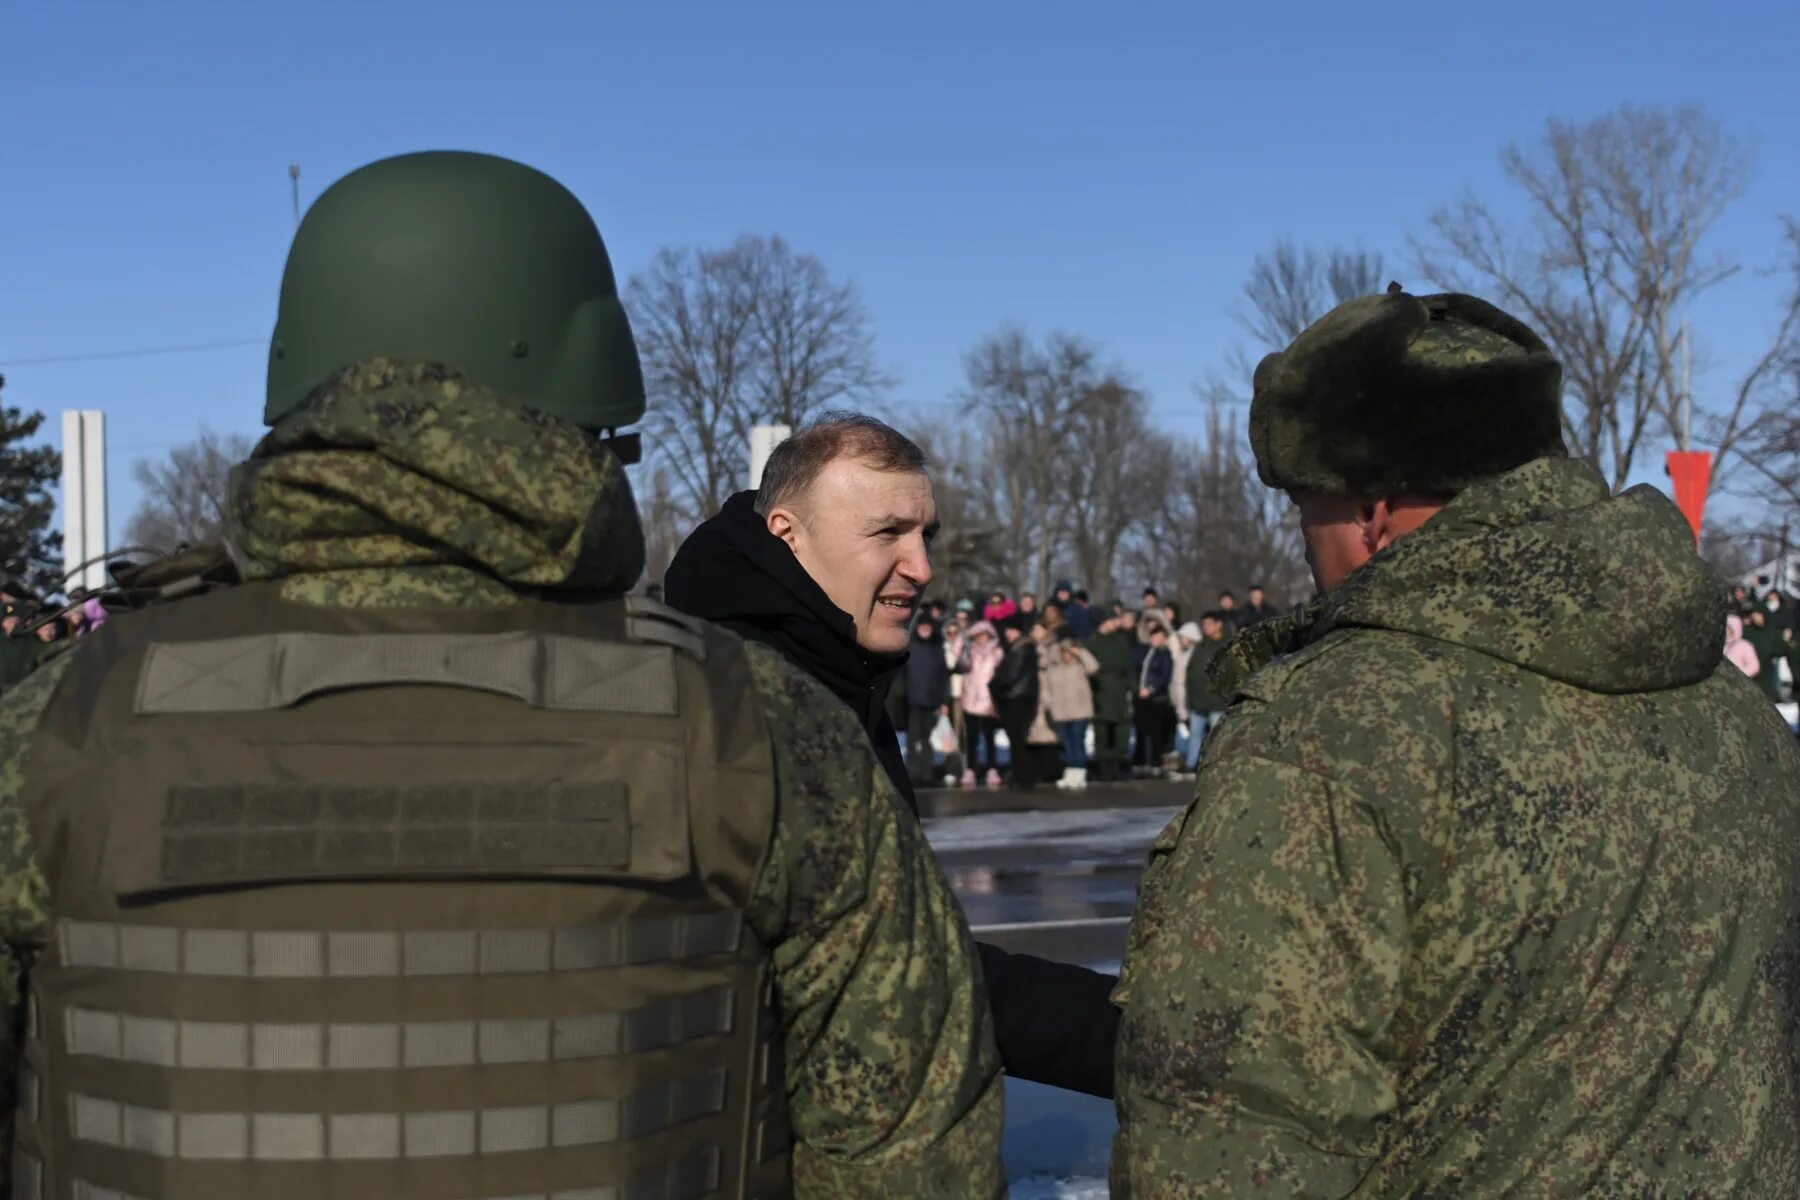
left=665, top=415, right=931, bottom=808
left=992, top=623, right=1041, bottom=791
left=665, top=413, right=1121, bottom=1099
left=904, top=616, right=950, bottom=787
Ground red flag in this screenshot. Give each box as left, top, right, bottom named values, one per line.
left=1665, top=450, right=1714, bottom=544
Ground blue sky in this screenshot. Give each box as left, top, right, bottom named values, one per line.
left=4, top=1, right=1798, bottom=543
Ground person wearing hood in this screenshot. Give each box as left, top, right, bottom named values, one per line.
left=955, top=620, right=1005, bottom=787
left=1724, top=613, right=1761, bottom=678
left=1054, top=579, right=1093, bottom=639
left=990, top=623, right=1042, bottom=790
left=1113, top=287, right=1800, bottom=1195
left=0, top=155, right=1006, bottom=1198
left=665, top=414, right=933, bottom=809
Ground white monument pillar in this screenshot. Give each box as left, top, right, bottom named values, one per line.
left=749, top=424, right=792, bottom=491
left=60, top=410, right=107, bottom=593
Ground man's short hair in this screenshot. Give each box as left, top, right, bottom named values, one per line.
left=1219, top=590, right=1236, bottom=602
left=1201, top=610, right=1227, bottom=625
left=752, top=412, right=927, bottom=516
left=1248, top=583, right=1265, bottom=592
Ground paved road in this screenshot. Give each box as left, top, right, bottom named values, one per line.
left=919, top=783, right=1185, bottom=1191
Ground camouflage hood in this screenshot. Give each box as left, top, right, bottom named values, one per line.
left=227, top=358, right=645, bottom=605
left=1320, top=455, right=1725, bottom=693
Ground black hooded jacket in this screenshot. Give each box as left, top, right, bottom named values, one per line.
left=664, top=490, right=915, bottom=809
left=667, top=493, right=1121, bottom=1099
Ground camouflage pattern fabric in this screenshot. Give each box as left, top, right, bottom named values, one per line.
left=0, top=360, right=1004, bottom=1198
left=1114, top=455, right=1800, bottom=1197
left=745, top=643, right=1004, bottom=1197
left=227, top=357, right=645, bottom=607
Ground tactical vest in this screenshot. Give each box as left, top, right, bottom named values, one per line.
left=13, top=584, right=790, bottom=1200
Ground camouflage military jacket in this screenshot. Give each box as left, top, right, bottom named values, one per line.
left=1113, top=456, right=1800, bottom=1197
left=0, top=361, right=1004, bottom=1199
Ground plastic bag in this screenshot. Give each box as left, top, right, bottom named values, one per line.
left=929, top=713, right=958, bottom=755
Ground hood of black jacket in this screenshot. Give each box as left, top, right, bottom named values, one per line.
left=663, top=489, right=909, bottom=740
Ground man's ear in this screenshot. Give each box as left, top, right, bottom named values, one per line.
left=1359, top=497, right=1389, bottom=554
left=765, top=506, right=802, bottom=552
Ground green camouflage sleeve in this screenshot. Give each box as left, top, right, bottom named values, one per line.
left=0, top=654, right=69, bottom=1191
left=742, top=643, right=1005, bottom=1200
left=1111, top=744, right=1403, bottom=1197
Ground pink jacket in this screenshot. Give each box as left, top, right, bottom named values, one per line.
left=983, top=598, right=1017, bottom=626
left=1725, top=615, right=1761, bottom=677
left=958, top=621, right=1004, bottom=718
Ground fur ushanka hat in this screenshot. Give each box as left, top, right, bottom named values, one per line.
left=1249, top=285, right=1566, bottom=496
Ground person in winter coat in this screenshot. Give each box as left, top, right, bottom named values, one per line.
left=1169, top=620, right=1200, bottom=764
left=1724, top=613, right=1761, bottom=678
left=1115, top=287, right=1800, bottom=1196
left=991, top=623, right=1042, bottom=790
left=1182, top=611, right=1232, bottom=770
left=903, top=617, right=951, bottom=787
left=664, top=415, right=933, bottom=811
left=1086, top=612, right=1136, bottom=782
left=1042, top=630, right=1100, bottom=788
left=1054, top=580, right=1094, bottom=639
left=1240, top=584, right=1278, bottom=626
left=957, top=620, right=1005, bottom=787
left=1134, top=624, right=1176, bottom=773
left=1010, top=591, right=1040, bottom=635
left=983, top=591, right=1017, bottom=628
left=1742, top=609, right=1787, bottom=703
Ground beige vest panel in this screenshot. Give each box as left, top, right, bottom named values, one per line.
left=15, top=586, right=789, bottom=1200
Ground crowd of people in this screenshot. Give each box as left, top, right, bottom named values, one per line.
left=0, top=587, right=107, bottom=694
left=1723, top=582, right=1798, bottom=705
left=889, top=580, right=1281, bottom=791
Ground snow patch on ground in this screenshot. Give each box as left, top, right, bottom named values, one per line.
left=1010, top=1178, right=1109, bottom=1200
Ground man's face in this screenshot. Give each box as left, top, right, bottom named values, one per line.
left=1020, top=594, right=1036, bottom=613
left=1201, top=617, right=1224, bottom=641
left=1151, top=630, right=1167, bottom=648
left=1249, top=588, right=1265, bottom=606
left=0, top=597, right=17, bottom=638
left=1750, top=610, right=1767, bottom=627
left=767, top=456, right=937, bottom=655
left=1142, top=592, right=1157, bottom=611
left=915, top=620, right=935, bottom=641
left=1219, top=594, right=1235, bottom=611
left=1055, top=588, right=1071, bottom=606
left=1121, top=611, right=1137, bottom=631
left=1002, top=625, right=1021, bottom=644
left=955, top=610, right=971, bottom=628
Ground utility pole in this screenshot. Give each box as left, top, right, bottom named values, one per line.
left=289, top=163, right=301, bottom=228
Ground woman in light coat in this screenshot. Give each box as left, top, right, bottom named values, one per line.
left=1040, top=631, right=1101, bottom=789
left=957, top=621, right=1005, bottom=787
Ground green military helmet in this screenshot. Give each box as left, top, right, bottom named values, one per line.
left=266, top=151, right=645, bottom=436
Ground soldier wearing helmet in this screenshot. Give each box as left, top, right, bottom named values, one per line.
left=0, top=152, right=1002, bottom=1199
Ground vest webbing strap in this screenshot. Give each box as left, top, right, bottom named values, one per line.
left=64, top=986, right=735, bottom=1069
left=68, top=1068, right=727, bottom=1160
left=57, top=911, right=743, bottom=976
left=65, top=1146, right=722, bottom=1200
left=135, top=632, right=680, bottom=715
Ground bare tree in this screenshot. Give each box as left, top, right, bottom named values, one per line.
left=627, top=235, right=888, bottom=525
left=1125, top=399, right=1309, bottom=611
left=1416, top=105, right=1750, bottom=492
left=125, top=430, right=254, bottom=553
left=1720, top=218, right=1800, bottom=547
left=1062, top=377, right=1155, bottom=603
left=962, top=329, right=1121, bottom=599
left=1234, top=239, right=1387, bottom=351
